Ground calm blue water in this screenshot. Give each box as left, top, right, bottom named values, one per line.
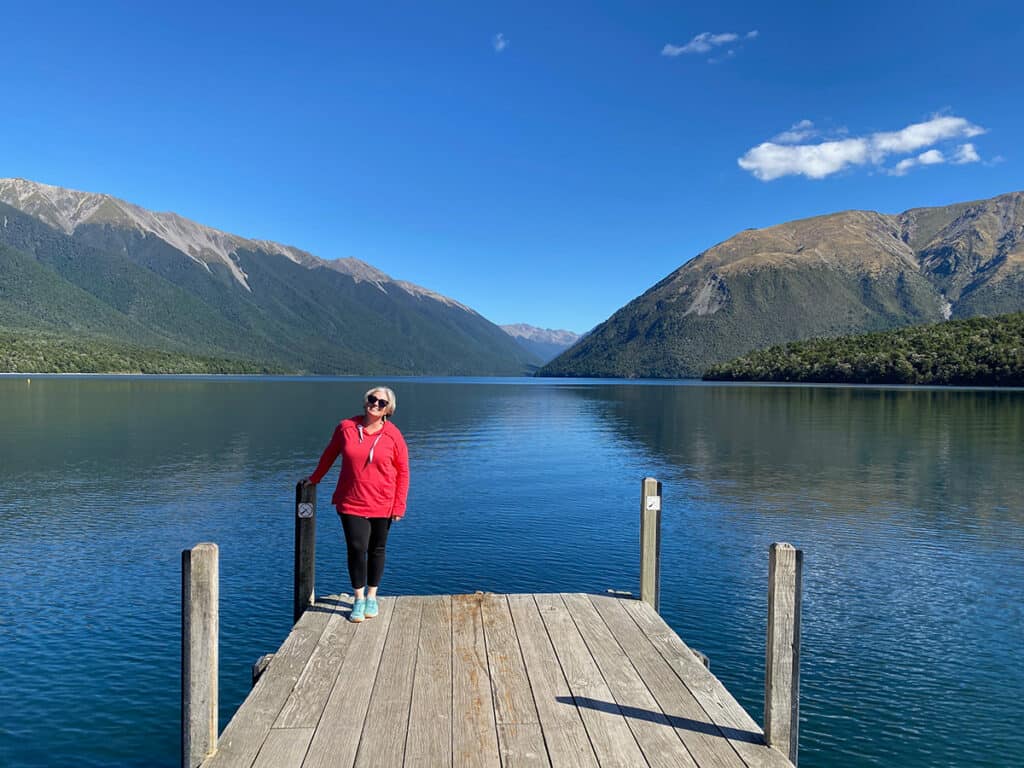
left=0, top=376, right=1022, bottom=767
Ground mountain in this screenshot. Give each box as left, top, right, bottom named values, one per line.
left=500, top=324, right=580, bottom=364
left=539, top=191, right=1024, bottom=378
left=0, top=178, right=539, bottom=375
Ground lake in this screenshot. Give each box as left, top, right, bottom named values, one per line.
left=0, top=376, right=1021, bottom=767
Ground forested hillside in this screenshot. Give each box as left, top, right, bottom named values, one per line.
left=0, top=330, right=288, bottom=374
left=704, top=313, right=1024, bottom=386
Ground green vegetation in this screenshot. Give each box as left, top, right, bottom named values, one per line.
left=0, top=200, right=539, bottom=376
left=0, top=330, right=290, bottom=374
left=704, top=313, right=1024, bottom=386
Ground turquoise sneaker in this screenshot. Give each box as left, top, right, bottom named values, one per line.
left=365, top=597, right=379, bottom=619
left=350, top=598, right=366, bottom=623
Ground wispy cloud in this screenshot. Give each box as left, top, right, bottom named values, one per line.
left=890, top=149, right=946, bottom=176
left=493, top=33, right=508, bottom=53
left=953, top=143, right=981, bottom=164
left=772, top=119, right=817, bottom=144
left=738, top=115, right=987, bottom=180
left=662, top=30, right=758, bottom=59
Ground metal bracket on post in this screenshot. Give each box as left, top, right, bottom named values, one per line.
left=294, top=480, right=316, bottom=623
left=640, top=477, right=662, bottom=612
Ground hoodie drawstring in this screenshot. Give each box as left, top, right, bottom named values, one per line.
left=357, top=424, right=385, bottom=465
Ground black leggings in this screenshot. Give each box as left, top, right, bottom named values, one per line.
left=340, top=513, right=393, bottom=589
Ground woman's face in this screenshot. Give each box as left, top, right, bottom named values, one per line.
left=364, top=389, right=389, bottom=418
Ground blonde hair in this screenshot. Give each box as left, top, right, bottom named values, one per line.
left=364, top=386, right=397, bottom=418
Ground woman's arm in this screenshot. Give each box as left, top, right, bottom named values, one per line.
left=390, top=432, right=410, bottom=518
left=308, top=424, right=343, bottom=484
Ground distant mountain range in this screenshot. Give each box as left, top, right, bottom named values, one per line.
left=500, top=324, right=580, bottom=364
left=0, top=178, right=539, bottom=375
left=540, top=191, right=1024, bottom=378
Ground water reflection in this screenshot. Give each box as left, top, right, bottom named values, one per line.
left=560, top=383, right=1024, bottom=529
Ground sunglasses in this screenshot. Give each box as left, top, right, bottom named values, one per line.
left=366, top=395, right=389, bottom=409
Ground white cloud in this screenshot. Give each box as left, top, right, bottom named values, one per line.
left=891, top=158, right=916, bottom=176
left=772, top=119, right=817, bottom=144
left=493, top=33, right=508, bottom=53
left=953, top=143, right=981, bottom=164
left=738, top=138, right=870, bottom=181
left=662, top=30, right=757, bottom=57
left=871, top=116, right=985, bottom=156
left=738, top=114, right=987, bottom=181
left=890, top=149, right=947, bottom=176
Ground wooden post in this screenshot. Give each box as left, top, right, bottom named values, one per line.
left=765, top=542, right=802, bottom=765
left=182, top=542, right=218, bottom=768
left=294, top=480, right=316, bottom=623
left=639, top=477, right=662, bottom=612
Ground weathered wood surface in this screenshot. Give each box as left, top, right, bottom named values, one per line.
left=200, top=593, right=794, bottom=768
left=765, top=543, right=802, bottom=766
left=639, top=477, right=662, bottom=611
left=182, top=542, right=219, bottom=768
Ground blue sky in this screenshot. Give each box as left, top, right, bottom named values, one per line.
left=4, top=1, right=1022, bottom=333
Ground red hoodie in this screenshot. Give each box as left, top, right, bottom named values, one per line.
left=309, top=416, right=410, bottom=518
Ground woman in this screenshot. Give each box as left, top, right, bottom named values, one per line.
left=307, top=386, right=409, bottom=622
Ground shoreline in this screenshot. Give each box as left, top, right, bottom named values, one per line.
left=3, top=371, right=1023, bottom=391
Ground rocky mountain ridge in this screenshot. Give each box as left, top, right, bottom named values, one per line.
left=0, top=178, right=537, bottom=375
left=0, top=178, right=469, bottom=310
left=500, top=323, right=581, bottom=365
left=540, top=190, right=1024, bottom=378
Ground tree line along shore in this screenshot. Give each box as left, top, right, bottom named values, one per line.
left=704, top=312, right=1024, bottom=386
left=2, top=312, right=1023, bottom=384
left=0, top=331, right=288, bottom=375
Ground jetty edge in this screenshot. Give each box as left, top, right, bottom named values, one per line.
left=181, top=477, right=803, bottom=767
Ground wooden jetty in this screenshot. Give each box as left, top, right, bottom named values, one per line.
left=182, top=480, right=802, bottom=768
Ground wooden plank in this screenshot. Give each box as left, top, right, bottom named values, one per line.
left=621, top=598, right=794, bottom=768
left=562, top=594, right=696, bottom=768
left=252, top=728, right=314, bottom=768
left=405, top=595, right=453, bottom=768
left=203, top=600, right=336, bottom=768
left=507, top=594, right=598, bottom=768
left=301, top=597, right=396, bottom=768
left=496, top=724, right=549, bottom=768
left=451, top=593, right=500, bottom=768
left=354, top=597, right=424, bottom=767
left=534, top=594, right=647, bottom=768
left=480, top=594, right=549, bottom=768
left=591, top=596, right=745, bottom=768
left=276, top=596, right=357, bottom=728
